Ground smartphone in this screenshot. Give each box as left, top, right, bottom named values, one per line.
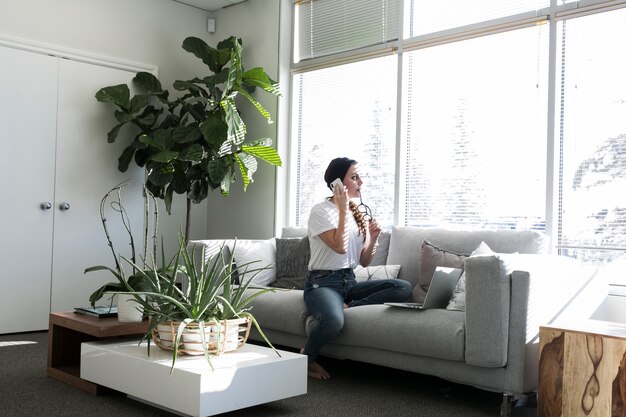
left=330, top=178, right=343, bottom=190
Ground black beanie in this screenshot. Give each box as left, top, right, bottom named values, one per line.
left=324, top=157, right=356, bottom=189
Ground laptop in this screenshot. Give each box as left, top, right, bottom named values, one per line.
left=385, top=266, right=463, bottom=310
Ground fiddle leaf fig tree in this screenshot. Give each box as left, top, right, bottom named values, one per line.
left=95, top=36, right=281, bottom=239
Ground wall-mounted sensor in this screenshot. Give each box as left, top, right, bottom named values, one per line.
left=207, top=17, right=216, bottom=34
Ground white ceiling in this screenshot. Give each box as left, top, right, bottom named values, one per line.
left=173, top=0, right=246, bottom=12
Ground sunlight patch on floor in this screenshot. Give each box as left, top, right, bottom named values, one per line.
left=0, top=341, right=37, bottom=347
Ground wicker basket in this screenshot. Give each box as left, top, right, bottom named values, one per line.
left=152, top=317, right=251, bottom=356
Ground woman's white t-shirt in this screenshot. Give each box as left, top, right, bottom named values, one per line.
left=307, top=200, right=363, bottom=271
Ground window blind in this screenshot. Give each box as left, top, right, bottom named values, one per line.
left=294, top=0, right=400, bottom=63
left=556, top=10, right=626, bottom=264
left=402, top=25, right=549, bottom=230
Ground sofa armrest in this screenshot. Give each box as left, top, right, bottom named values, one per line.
left=464, top=255, right=511, bottom=367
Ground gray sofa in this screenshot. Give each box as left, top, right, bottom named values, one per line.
left=190, top=226, right=606, bottom=416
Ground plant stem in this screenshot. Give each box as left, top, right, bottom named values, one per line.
left=185, top=197, right=191, bottom=243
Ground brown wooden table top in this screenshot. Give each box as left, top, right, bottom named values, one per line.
left=50, top=311, right=149, bottom=338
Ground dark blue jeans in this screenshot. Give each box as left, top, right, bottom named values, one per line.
left=302, top=268, right=412, bottom=363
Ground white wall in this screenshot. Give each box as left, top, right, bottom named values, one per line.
left=206, top=0, right=282, bottom=239
left=0, top=0, right=283, bottom=243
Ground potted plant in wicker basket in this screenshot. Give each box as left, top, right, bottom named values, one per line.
left=85, top=183, right=278, bottom=371
left=132, top=232, right=279, bottom=371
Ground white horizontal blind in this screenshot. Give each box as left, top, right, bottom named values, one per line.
left=294, top=0, right=400, bottom=63
left=292, top=56, right=398, bottom=228
left=408, top=0, right=549, bottom=37
left=556, top=9, right=626, bottom=264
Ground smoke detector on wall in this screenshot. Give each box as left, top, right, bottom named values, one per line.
left=173, top=0, right=246, bottom=11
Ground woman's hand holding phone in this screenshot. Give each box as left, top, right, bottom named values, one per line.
left=331, top=178, right=349, bottom=211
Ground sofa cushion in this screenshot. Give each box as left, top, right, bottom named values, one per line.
left=246, top=288, right=308, bottom=336
left=354, top=264, right=401, bottom=282
left=232, top=238, right=276, bottom=286
left=416, top=240, right=468, bottom=303
left=446, top=241, right=497, bottom=311
left=306, top=305, right=466, bottom=362
left=187, top=239, right=238, bottom=284
left=271, top=237, right=310, bottom=289
left=387, top=226, right=548, bottom=301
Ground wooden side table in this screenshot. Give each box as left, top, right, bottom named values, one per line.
left=538, top=320, right=626, bottom=417
left=47, top=311, right=149, bottom=394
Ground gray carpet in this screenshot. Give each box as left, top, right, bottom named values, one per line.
left=0, top=331, right=536, bottom=416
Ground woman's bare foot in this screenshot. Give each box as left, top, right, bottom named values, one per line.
left=300, top=347, right=331, bottom=379
left=308, top=361, right=331, bottom=379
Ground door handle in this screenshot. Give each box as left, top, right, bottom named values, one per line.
left=59, top=202, right=71, bottom=211
left=40, top=202, right=52, bottom=211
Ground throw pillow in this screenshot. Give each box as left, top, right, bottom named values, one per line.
left=232, top=239, right=276, bottom=287
left=446, top=241, right=496, bottom=311
left=354, top=265, right=401, bottom=282
left=271, top=237, right=311, bottom=290
left=415, top=240, right=468, bottom=302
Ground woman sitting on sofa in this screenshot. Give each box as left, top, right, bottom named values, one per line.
left=302, top=157, right=412, bottom=379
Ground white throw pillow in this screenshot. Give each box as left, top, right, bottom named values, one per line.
left=231, top=239, right=276, bottom=286
left=354, top=265, right=401, bottom=282
left=446, top=241, right=495, bottom=311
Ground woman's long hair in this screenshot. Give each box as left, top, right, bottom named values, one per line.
left=349, top=200, right=367, bottom=242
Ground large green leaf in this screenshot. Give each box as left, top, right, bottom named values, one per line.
left=129, top=94, right=150, bottom=114
left=179, top=144, right=205, bottom=162
left=151, top=151, right=179, bottom=163
left=118, top=146, right=135, bottom=172
left=140, top=130, right=173, bottom=152
left=237, top=88, right=273, bottom=123
left=114, top=110, right=134, bottom=124
left=173, top=80, right=208, bottom=97
left=220, top=170, right=234, bottom=196
left=182, top=37, right=229, bottom=74
left=203, top=70, right=229, bottom=88
left=234, top=153, right=253, bottom=191
left=164, top=184, right=174, bottom=214
left=221, top=98, right=245, bottom=145
left=189, top=180, right=209, bottom=204
left=136, top=106, right=159, bottom=126
left=172, top=126, right=201, bottom=144
left=171, top=170, right=189, bottom=194
left=241, top=145, right=282, bottom=166
left=107, top=123, right=123, bottom=144
left=200, top=113, right=228, bottom=148
left=207, top=158, right=232, bottom=184
left=242, top=67, right=281, bottom=96
left=148, top=163, right=174, bottom=186
left=95, top=84, right=130, bottom=109
left=133, top=72, right=163, bottom=94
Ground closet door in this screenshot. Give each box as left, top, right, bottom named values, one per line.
left=50, top=59, right=144, bottom=312
left=0, top=46, right=58, bottom=333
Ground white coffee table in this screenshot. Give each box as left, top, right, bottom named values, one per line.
left=80, top=339, right=307, bottom=416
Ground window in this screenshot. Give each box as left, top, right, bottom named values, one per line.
left=557, top=9, right=626, bottom=267
left=407, top=0, right=549, bottom=38
left=286, top=0, right=626, bottom=269
left=295, top=0, right=400, bottom=63
left=403, top=25, right=548, bottom=228
left=291, top=56, right=397, bottom=227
